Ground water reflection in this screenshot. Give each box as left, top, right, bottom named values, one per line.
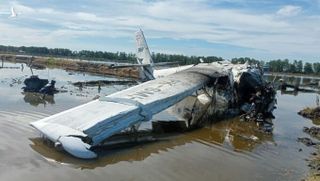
left=28, top=76, right=275, bottom=167
left=29, top=117, right=273, bottom=169
left=280, top=89, right=299, bottom=96
left=30, top=97, right=273, bottom=169
left=22, top=92, right=55, bottom=106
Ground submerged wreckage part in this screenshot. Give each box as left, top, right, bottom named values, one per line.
left=30, top=61, right=276, bottom=159
left=30, top=63, right=231, bottom=159
left=22, top=75, right=57, bottom=95
left=23, top=75, right=48, bottom=92
left=233, top=64, right=277, bottom=129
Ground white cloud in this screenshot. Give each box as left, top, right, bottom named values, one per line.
left=0, top=0, right=319, bottom=60
left=277, top=5, right=302, bottom=17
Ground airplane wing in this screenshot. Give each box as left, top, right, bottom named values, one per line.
left=30, top=62, right=231, bottom=159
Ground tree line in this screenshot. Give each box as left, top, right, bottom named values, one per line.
left=0, top=45, right=318, bottom=74
left=231, top=58, right=320, bottom=75
left=266, top=59, right=320, bottom=74
left=0, top=45, right=223, bottom=65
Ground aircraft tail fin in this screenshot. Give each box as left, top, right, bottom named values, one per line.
left=135, top=29, right=155, bottom=81
left=10, top=7, right=17, bottom=18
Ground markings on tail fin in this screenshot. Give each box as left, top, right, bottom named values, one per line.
left=135, top=29, right=155, bottom=81
left=135, top=29, right=154, bottom=65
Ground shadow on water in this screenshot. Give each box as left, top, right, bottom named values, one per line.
left=22, top=92, right=55, bottom=106
left=29, top=117, right=273, bottom=169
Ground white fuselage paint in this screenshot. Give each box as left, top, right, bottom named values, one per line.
left=153, top=64, right=195, bottom=79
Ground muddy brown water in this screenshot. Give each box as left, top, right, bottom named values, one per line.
left=0, top=62, right=319, bottom=181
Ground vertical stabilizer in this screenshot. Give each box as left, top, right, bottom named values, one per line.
left=135, top=29, right=154, bottom=65
left=10, top=7, right=17, bottom=18
left=135, top=29, right=155, bottom=81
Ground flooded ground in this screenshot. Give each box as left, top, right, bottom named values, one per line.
left=0, top=62, right=319, bottom=181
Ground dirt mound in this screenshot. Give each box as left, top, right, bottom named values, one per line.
left=298, top=107, right=320, bottom=120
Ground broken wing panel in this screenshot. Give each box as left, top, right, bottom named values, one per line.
left=30, top=63, right=229, bottom=158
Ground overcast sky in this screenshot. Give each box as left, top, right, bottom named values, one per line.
left=0, top=0, right=319, bottom=61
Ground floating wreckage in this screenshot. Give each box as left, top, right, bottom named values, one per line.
left=30, top=61, right=276, bottom=159
left=278, top=78, right=320, bottom=94
left=22, top=75, right=57, bottom=95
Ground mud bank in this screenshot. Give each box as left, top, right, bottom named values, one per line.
left=1, top=54, right=139, bottom=78
left=298, top=107, right=320, bottom=179
left=298, top=107, right=320, bottom=121
left=306, top=150, right=320, bottom=180
left=298, top=126, right=320, bottom=179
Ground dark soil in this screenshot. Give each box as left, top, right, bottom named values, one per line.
left=297, top=137, right=318, bottom=147
left=303, top=127, right=320, bottom=140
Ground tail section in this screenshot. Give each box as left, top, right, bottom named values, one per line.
left=10, top=7, right=17, bottom=18
left=135, top=29, right=154, bottom=65
left=135, top=29, right=155, bottom=81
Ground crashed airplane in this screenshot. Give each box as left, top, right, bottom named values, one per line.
left=30, top=30, right=276, bottom=159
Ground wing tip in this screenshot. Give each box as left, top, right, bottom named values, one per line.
left=59, top=136, right=97, bottom=159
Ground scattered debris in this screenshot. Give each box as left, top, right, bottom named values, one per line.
left=39, top=80, right=57, bottom=95
left=22, top=75, right=57, bottom=95
left=239, top=81, right=276, bottom=132
left=279, top=79, right=318, bottom=93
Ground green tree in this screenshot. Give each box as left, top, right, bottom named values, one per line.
left=295, top=60, right=303, bottom=73
left=304, top=62, right=313, bottom=74
left=313, top=63, right=320, bottom=74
